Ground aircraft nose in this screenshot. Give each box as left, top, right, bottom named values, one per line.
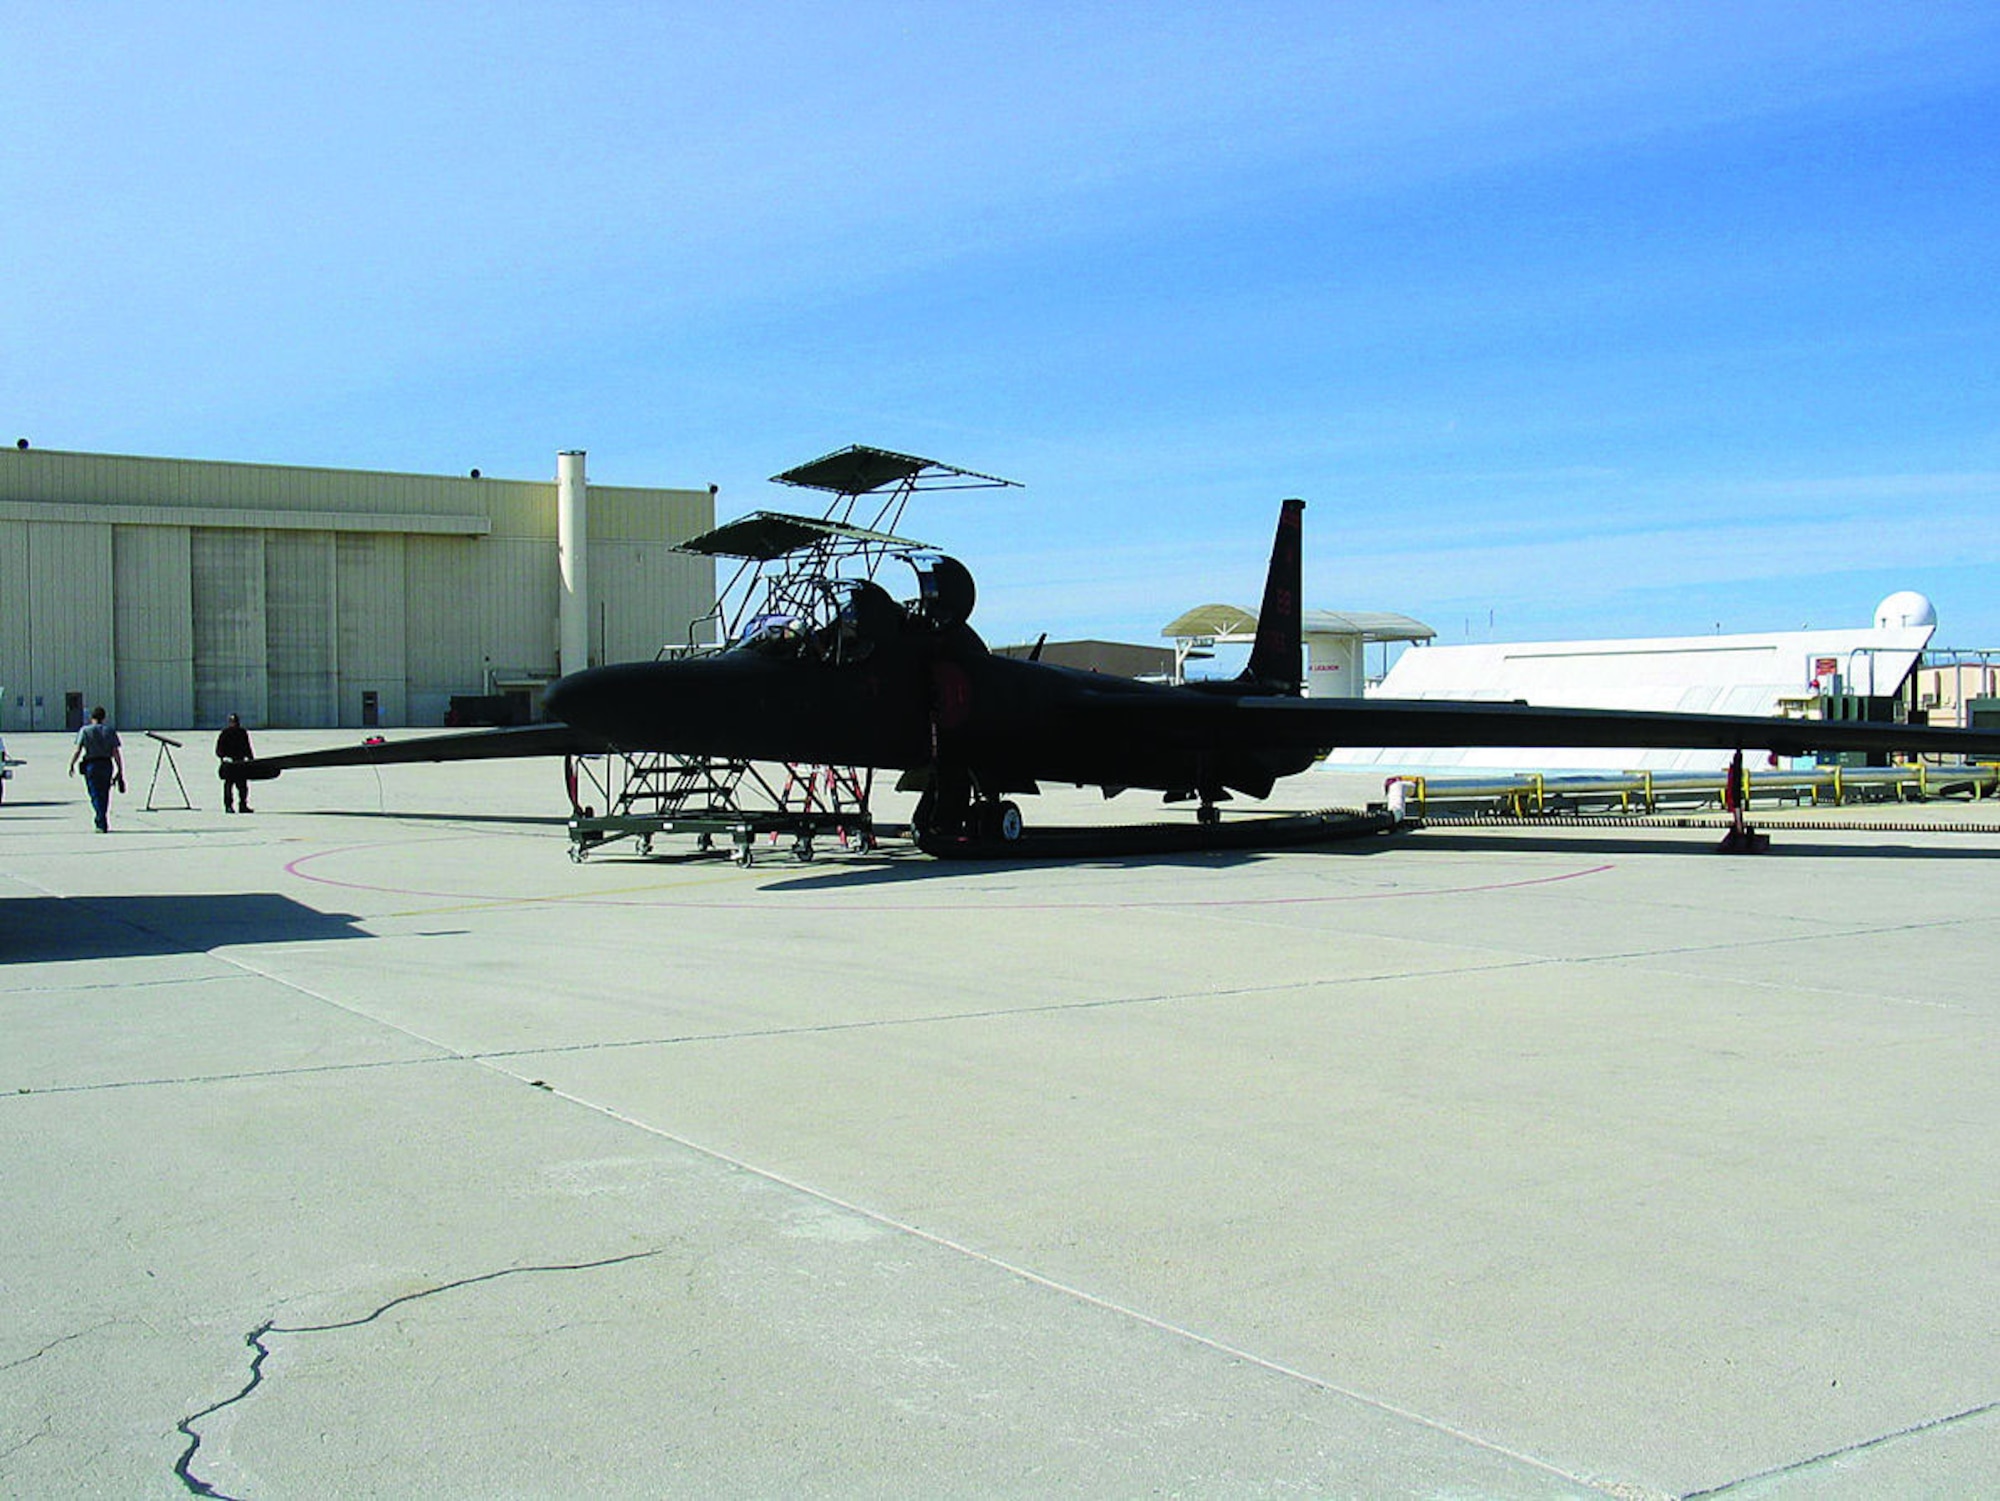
left=543, top=665, right=617, bottom=728
left=542, top=671, right=581, bottom=723
left=543, top=660, right=680, bottom=744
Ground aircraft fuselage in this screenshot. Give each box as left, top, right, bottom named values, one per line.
left=540, top=630, right=1317, bottom=806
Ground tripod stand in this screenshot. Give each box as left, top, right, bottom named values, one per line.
left=144, top=732, right=194, bottom=811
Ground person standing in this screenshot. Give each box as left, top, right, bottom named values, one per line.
left=68, top=705, right=124, bottom=833
left=215, top=713, right=255, bottom=813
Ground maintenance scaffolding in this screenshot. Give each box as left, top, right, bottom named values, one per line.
left=565, top=444, right=1018, bottom=864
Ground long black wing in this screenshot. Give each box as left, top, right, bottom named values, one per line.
left=237, top=723, right=615, bottom=780
left=1084, top=692, right=2000, bottom=761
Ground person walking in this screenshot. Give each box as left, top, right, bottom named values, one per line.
left=215, top=713, right=254, bottom=813
left=68, top=705, right=125, bottom=833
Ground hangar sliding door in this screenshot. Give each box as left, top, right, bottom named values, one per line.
left=191, top=529, right=267, bottom=728
left=404, top=535, right=483, bottom=724
left=36, top=522, right=115, bottom=728
left=113, top=526, right=194, bottom=728
left=265, top=531, right=336, bottom=727
left=0, top=519, right=27, bottom=730
left=336, top=532, right=406, bottom=727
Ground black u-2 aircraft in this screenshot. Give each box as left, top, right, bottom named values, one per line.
left=241, top=498, right=2000, bottom=846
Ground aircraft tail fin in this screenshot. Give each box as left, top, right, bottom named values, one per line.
left=1241, top=498, right=1304, bottom=694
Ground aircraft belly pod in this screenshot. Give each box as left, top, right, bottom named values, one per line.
left=241, top=495, right=2000, bottom=843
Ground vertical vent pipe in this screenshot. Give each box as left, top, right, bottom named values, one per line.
left=557, top=450, right=588, bottom=677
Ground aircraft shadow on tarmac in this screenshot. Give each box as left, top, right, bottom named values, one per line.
left=0, top=894, right=367, bottom=964
left=756, top=850, right=1265, bottom=891
left=751, top=836, right=1398, bottom=891
left=748, top=826, right=1997, bottom=885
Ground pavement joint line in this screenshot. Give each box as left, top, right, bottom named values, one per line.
left=4, top=958, right=1566, bottom=1095
left=6, top=1053, right=465, bottom=1099
left=1565, top=912, right=1998, bottom=965
left=10, top=911, right=1981, bottom=1097
left=461, top=959, right=1575, bottom=1061
left=1591, top=961, right=1975, bottom=1015
left=212, top=947, right=518, bottom=1060
left=1679, top=1397, right=2000, bottom=1498
left=38, top=911, right=1976, bottom=1097
left=514, top=1080, right=1643, bottom=1501
left=1, top=972, right=253, bottom=998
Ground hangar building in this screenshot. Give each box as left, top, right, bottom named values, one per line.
left=0, top=445, right=714, bottom=733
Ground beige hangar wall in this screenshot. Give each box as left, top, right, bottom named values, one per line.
left=0, top=448, right=714, bottom=733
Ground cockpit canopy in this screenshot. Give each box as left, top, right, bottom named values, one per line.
left=731, top=577, right=908, bottom=664
left=728, top=555, right=976, bottom=665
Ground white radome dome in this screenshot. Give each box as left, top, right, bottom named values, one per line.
left=1874, top=590, right=1937, bottom=630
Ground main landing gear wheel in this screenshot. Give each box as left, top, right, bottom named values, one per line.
left=1197, top=803, right=1221, bottom=827
left=983, top=799, right=1024, bottom=842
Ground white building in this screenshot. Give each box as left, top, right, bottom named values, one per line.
left=1332, top=593, right=1939, bottom=773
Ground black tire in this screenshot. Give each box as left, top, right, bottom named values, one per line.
left=994, top=800, right=1023, bottom=841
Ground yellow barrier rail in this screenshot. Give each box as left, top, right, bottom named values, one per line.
left=1386, top=762, right=2000, bottom=818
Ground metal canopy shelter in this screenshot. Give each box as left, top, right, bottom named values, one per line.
left=675, top=445, right=1017, bottom=656
left=1163, top=603, right=1437, bottom=688
left=1162, top=603, right=1436, bottom=644
left=774, top=443, right=1016, bottom=499
left=771, top=444, right=1018, bottom=546
left=677, top=511, right=924, bottom=563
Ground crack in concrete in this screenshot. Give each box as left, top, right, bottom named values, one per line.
left=0, top=1414, right=53, bottom=1463
left=0, top=1319, right=117, bottom=1373
left=171, top=1248, right=666, bottom=1499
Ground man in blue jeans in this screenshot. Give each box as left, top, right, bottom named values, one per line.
left=67, top=705, right=125, bottom=833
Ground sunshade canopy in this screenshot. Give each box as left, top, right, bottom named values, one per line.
left=677, top=510, right=926, bottom=561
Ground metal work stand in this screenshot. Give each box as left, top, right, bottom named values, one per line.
left=563, top=751, right=876, bottom=866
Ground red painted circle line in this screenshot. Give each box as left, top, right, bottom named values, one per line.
left=284, top=837, right=1616, bottom=911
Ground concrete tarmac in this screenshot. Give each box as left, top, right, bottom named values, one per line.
left=3, top=730, right=1996, bottom=1498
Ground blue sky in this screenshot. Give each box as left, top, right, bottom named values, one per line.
left=6, top=2, right=1997, bottom=652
